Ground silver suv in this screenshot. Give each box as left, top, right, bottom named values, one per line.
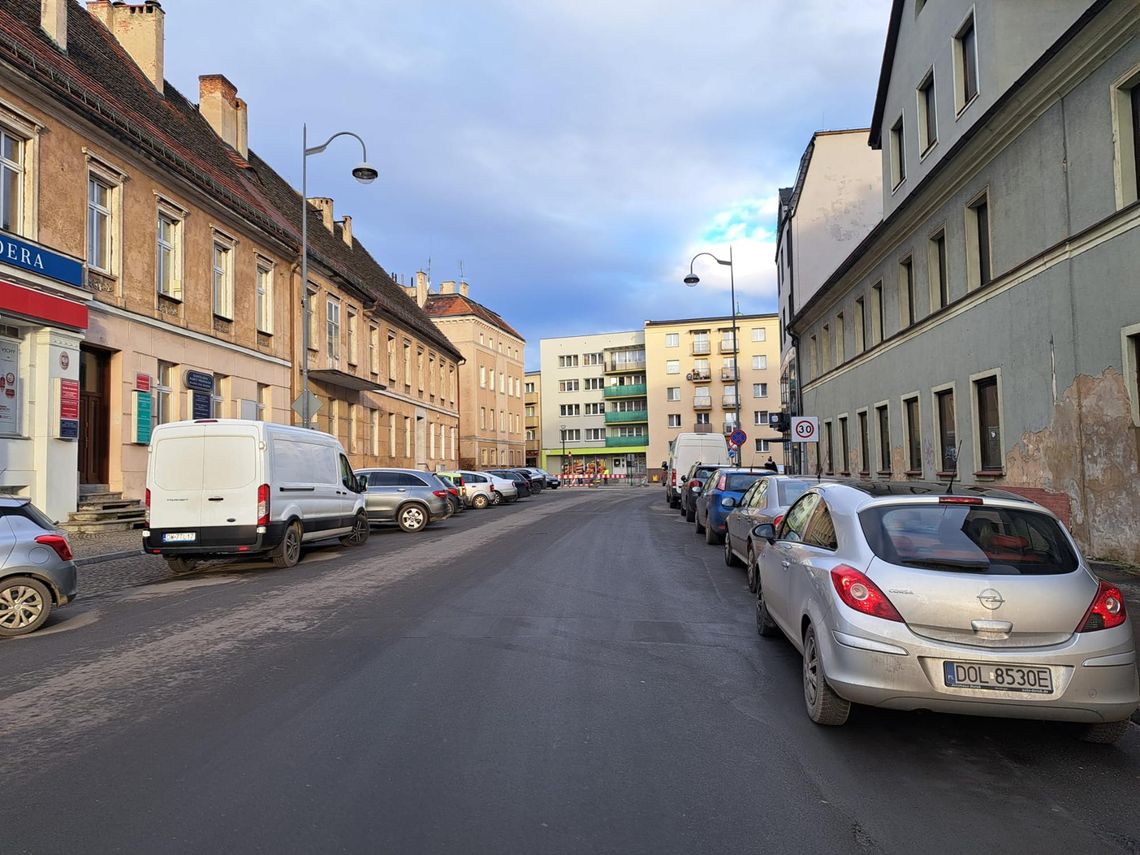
left=0, top=499, right=77, bottom=637
left=357, top=469, right=452, bottom=533
left=753, top=481, right=1138, bottom=743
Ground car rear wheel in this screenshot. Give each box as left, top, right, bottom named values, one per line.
left=746, top=546, right=760, bottom=593
left=398, top=503, right=428, bottom=533
left=491, top=491, right=503, bottom=506
left=340, top=512, right=370, bottom=547
left=705, top=520, right=721, bottom=545
left=166, top=557, right=198, bottom=575
left=1076, top=720, right=1131, bottom=744
left=472, top=493, right=490, bottom=510
left=685, top=503, right=696, bottom=522
left=0, top=576, right=52, bottom=637
left=272, top=521, right=303, bottom=568
left=694, top=512, right=705, bottom=535
left=803, top=624, right=850, bottom=726
left=755, top=581, right=779, bottom=637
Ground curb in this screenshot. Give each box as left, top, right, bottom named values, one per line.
left=75, top=549, right=144, bottom=568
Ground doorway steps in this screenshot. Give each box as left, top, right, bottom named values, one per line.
left=61, top=491, right=146, bottom=533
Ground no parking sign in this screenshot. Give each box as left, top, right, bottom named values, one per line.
left=791, top=417, right=819, bottom=443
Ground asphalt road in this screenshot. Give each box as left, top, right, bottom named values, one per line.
left=2, top=488, right=1138, bottom=855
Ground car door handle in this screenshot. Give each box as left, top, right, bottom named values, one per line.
left=396, top=488, right=407, bottom=492
left=207, top=497, right=224, bottom=502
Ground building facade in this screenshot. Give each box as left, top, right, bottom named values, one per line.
left=539, top=331, right=647, bottom=480
left=420, top=279, right=525, bottom=469
left=791, top=0, right=1140, bottom=562
left=645, top=314, right=783, bottom=480
left=524, top=370, right=540, bottom=467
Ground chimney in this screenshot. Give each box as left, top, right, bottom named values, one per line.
left=459, top=281, right=470, bottom=298
left=308, top=197, right=334, bottom=233
left=41, top=0, right=68, bottom=50
left=338, top=215, right=352, bottom=247
left=415, top=270, right=429, bottom=307
left=439, top=280, right=456, bottom=295
left=87, top=1, right=165, bottom=94
left=198, top=74, right=248, bottom=158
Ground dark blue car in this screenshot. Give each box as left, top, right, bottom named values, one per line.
left=694, top=468, right=771, bottom=545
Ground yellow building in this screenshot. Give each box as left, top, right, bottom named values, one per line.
left=645, top=314, right=783, bottom=479
left=524, top=370, right=540, bottom=467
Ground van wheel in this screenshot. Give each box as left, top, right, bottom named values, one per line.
left=272, top=522, right=303, bottom=568
left=398, top=503, right=428, bottom=533
left=165, top=557, right=197, bottom=575
left=340, top=512, right=370, bottom=547
left=0, top=576, right=52, bottom=637
left=472, top=493, right=490, bottom=510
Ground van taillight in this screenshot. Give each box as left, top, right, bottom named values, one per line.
left=145, top=488, right=150, bottom=526
left=671, top=470, right=677, bottom=487
left=257, top=484, right=270, bottom=527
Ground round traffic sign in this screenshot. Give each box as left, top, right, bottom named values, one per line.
left=791, top=416, right=819, bottom=442
left=730, top=428, right=747, bottom=447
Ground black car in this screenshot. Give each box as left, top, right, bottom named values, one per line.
left=679, top=463, right=723, bottom=523
left=509, top=469, right=544, bottom=492
left=488, top=469, right=533, bottom=497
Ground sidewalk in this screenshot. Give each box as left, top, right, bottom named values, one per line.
left=68, top=528, right=145, bottom=565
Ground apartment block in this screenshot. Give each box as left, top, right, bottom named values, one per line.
left=524, top=370, right=540, bottom=466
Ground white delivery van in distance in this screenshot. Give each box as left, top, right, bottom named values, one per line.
left=664, top=432, right=732, bottom=508
left=144, top=419, right=369, bottom=573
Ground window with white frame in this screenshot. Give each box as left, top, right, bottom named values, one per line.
left=560, top=403, right=580, bottom=417
left=954, top=14, right=979, bottom=113
left=257, top=383, right=270, bottom=421
left=87, top=175, right=113, bottom=272
left=666, top=387, right=680, bottom=402
left=211, top=238, right=234, bottom=319
left=582, top=352, right=604, bottom=366
left=752, top=355, right=767, bottom=370
left=558, top=355, right=579, bottom=368
left=667, top=414, right=681, bottom=428
left=917, top=69, right=937, bottom=155
left=584, top=377, right=604, bottom=390
left=559, top=379, right=579, bottom=392
left=751, top=327, right=766, bottom=342
left=563, top=429, right=581, bottom=441
left=966, top=192, right=992, bottom=289
left=889, top=116, right=906, bottom=189
left=665, top=333, right=679, bottom=348
left=326, top=299, right=341, bottom=361
left=666, top=360, right=680, bottom=375
left=584, top=402, right=604, bottom=415
left=585, top=427, right=605, bottom=441
left=754, top=439, right=770, bottom=453
left=753, top=382, right=768, bottom=398
left=155, top=360, right=175, bottom=426
left=387, top=334, right=396, bottom=380
left=255, top=261, right=273, bottom=334
left=346, top=310, right=358, bottom=365
left=0, top=129, right=25, bottom=235
left=479, top=365, right=486, bottom=387
left=369, top=326, right=379, bottom=373
left=156, top=207, right=183, bottom=299
left=1123, top=324, right=1140, bottom=427
left=212, top=373, right=228, bottom=418
left=370, top=408, right=380, bottom=456
left=754, top=409, right=769, bottom=426
left=524, top=381, right=535, bottom=394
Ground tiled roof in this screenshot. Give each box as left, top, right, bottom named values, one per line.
left=422, top=292, right=525, bottom=341
left=0, top=0, right=460, bottom=361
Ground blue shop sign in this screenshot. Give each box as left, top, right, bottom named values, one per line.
left=0, top=233, right=83, bottom=288
left=184, top=370, right=215, bottom=392
left=191, top=390, right=212, bottom=419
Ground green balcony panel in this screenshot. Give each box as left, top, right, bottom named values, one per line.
left=603, top=383, right=647, bottom=398
left=606, top=435, right=647, bottom=448
left=604, top=410, right=649, bottom=423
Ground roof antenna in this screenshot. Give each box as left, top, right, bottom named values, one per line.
left=458, top=259, right=465, bottom=283
left=945, top=440, right=963, bottom=494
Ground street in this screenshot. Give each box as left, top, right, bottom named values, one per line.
left=2, top=488, right=1138, bottom=855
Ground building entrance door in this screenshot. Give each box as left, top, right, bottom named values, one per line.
left=78, top=346, right=110, bottom=486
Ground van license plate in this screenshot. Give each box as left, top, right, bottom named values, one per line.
left=943, top=661, right=1053, bottom=693
left=162, top=532, right=196, bottom=543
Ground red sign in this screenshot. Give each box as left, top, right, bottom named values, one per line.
left=60, top=378, right=79, bottom=420
left=0, top=280, right=88, bottom=330
left=136, top=373, right=151, bottom=392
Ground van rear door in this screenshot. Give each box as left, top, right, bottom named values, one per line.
left=149, top=425, right=207, bottom=533
left=198, top=424, right=260, bottom=532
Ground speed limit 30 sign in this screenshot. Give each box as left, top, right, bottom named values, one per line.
left=791, top=416, right=819, bottom=443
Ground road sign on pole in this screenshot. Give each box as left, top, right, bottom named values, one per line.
left=791, top=416, right=819, bottom=443
left=729, top=428, right=747, bottom=448
left=292, top=391, right=321, bottom=425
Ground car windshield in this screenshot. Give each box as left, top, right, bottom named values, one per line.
left=723, top=473, right=763, bottom=492
left=859, top=503, right=1080, bottom=575
left=777, top=481, right=809, bottom=507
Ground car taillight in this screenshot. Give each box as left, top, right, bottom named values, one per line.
left=830, top=565, right=903, bottom=622
left=772, top=514, right=784, bottom=529
left=671, top=470, right=677, bottom=486
left=939, top=496, right=983, bottom=504
left=1076, top=580, right=1127, bottom=632
left=433, top=490, right=448, bottom=498
left=35, top=534, right=73, bottom=562
left=257, top=483, right=270, bottom=527
left=145, top=487, right=151, bottom=526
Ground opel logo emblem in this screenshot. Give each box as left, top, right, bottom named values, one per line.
left=977, top=589, right=1005, bottom=611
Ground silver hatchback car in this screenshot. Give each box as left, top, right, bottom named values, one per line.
left=0, top=499, right=77, bottom=637
left=753, top=481, right=1138, bottom=743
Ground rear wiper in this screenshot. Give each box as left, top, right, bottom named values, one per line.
left=902, top=558, right=989, bottom=572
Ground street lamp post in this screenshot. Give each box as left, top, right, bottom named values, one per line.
left=300, top=125, right=378, bottom=428
left=560, top=423, right=567, bottom=474
left=684, top=246, right=741, bottom=443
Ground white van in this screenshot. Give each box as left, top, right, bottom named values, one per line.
left=664, top=432, right=732, bottom=508
left=144, top=419, right=369, bottom=573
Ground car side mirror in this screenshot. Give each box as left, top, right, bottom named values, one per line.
left=753, top=523, right=776, bottom=543
left=680, top=474, right=688, bottom=483
left=721, top=496, right=736, bottom=508
left=356, top=475, right=368, bottom=492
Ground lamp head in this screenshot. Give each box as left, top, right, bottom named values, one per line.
left=352, top=162, right=379, bottom=184
left=683, top=274, right=700, bottom=286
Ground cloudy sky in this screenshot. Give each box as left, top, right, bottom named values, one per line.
left=163, top=0, right=892, bottom=368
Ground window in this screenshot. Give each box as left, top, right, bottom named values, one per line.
left=0, top=129, right=24, bottom=234
left=525, top=404, right=535, bottom=418
left=369, top=326, right=379, bottom=373
left=1113, top=73, right=1140, bottom=206
left=326, top=299, right=340, bottom=361
left=808, top=335, right=817, bottom=379
left=479, top=366, right=486, bottom=388
left=212, top=239, right=234, bottom=319
left=526, top=428, right=536, bottom=441
left=212, top=373, right=227, bottom=418
left=889, top=116, right=906, bottom=189
left=929, top=230, right=948, bottom=309
left=257, top=383, right=270, bottom=421
left=327, top=398, right=338, bottom=439
left=955, top=14, right=979, bottom=111
left=753, top=383, right=768, bottom=398
left=692, top=358, right=710, bottom=379
left=404, top=416, right=412, bottom=457
left=348, top=404, right=359, bottom=453
left=871, top=282, right=884, bottom=344
left=666, top=360, right=680, bottom=375
left=754, top=409, right=769, bottom=426
left=387, top=334, right=396, bottom=380
left=558, top=355, right=579, bottom=368
left=835, top=313, right=845, bottom=364
left=838, top=416, right=850, bottom=474
left=823, top=421, right=834, bottom=474
left=751, top=327, right=766, bottom=342
left=563, top=429, right=581, bottom=441
left=754, top=439, right=770, bottom=453
left=877, top=404, right=891, bottom=473
left=560, top=403, right=580, bottom=417
left=87, top=175, right=112, bottom=272
left=899, top=258, right=915, bottom=327
left=155, top=361, right=174, bottom=426
left=804, top=501, right=839, bottom=551
left=388, top=413, right=396, bottom=456
left=667, top=414, right=681, bottom=428
left=855, top=297, right=866, bottom=353
left=695, top=412, right=710, bottom=426
left=966, top=193, right=992, bottom=289
left=858, top=410, right=870, bottom=474
left=936, top=387, right=957, bottom=473
left=584, top=402, right=604, bottom=415
left=524, top=381, right=535, bottom=394
left=904, top=396, right=922, bottom=473
left=666, top=387, right=680, bottom=402
left=752, top=355, right=767, bottom=370
left=974, top=374, right=1002, bottom=472
left=720, top=330, right=736, bottom=351
left=820, top=324, right=831, bottom=372
left=480, top=407, right=486, bottom=430
left=583, top=352, right=604, bottom=366
left=692, top=332, right=710, bottom=354
left=156, top=209, right=182, bottom=298
left=584, top=377, right=604, bottom=390
left=255, top=262, right=273, bottom=333
left=1126, top=326, right=1140, bottom=427
left=665, top=333, right=679, bottom=348
left=917, top=70, right=937, bottom=154
left=347, top=311, right=358, bottom=365
left=559, top=379, right=580, bottom=392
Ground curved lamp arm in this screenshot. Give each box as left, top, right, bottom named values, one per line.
left=687, top=251, right=732, bottom=276
left=305, top=129, right=369, bottom=161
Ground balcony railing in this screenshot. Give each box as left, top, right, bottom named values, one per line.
left=605, top=358, right=647, bottom=373
left=604, top=383, right=647, bottom=398
left=605, top=409, right=649, bottom=424
left=693, top=423, right=714, bottom=433
left=688, top=369, right=712, bottom=383
left=691, top=342, right=711, bottom=355
left=722, top=397, right=739, bottom=409
left=720, top=368, right=738, bottom=381
left=606, top=435, right=647, bottom=447
left=719, top=339, right=738, bottom=354
left=692, top=397, right=712, bottom=410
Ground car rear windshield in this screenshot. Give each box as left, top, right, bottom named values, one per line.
left=859, top=504, right=1079, bottom=575
left=723, top=473, right=763, bottom=492
left=777, top=481, right=809, bottom=507
left=15, top=502, right=56, bottom=531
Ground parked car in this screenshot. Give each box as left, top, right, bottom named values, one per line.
left=452, top=470, right=499, bottom=509
left=537, top=469, right=561, bottom=489
left=488, top=469, right=532, bottom=498
left=512, top=468, right=544, bottom=492
left=680, top=463, right=724, bottom=523
left=0, top=499, right=77, bottom=638
left=356, top=468, right=453, bottom=532
left=752, top=481, right=1139, bottom=743
left=145, top=419, right=369, bottom=573
left=434, top=472, right=466, bottom=515
left=477, top=471, right=520, bottom=504
left=694, top=468, right=770, bottom=545
left=665, top=432, right=731, bottom=508
left=724, top=476, right=818, bottom=592
left=520, top=467, right=552, bottom=489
